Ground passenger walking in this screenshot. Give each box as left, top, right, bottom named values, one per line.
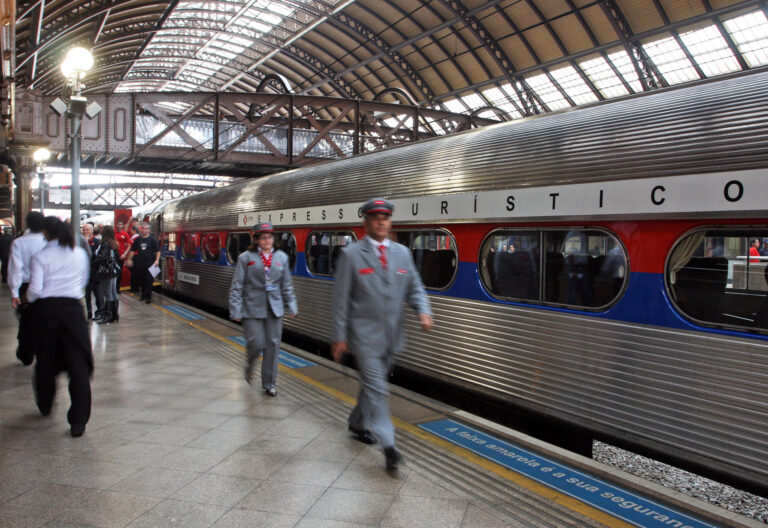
left=229, top=222, right=297, bottom=396
left=0, top=226, right=13, bottom=283
left=125, top=223, right=160, bottom=303
left=27, top=217, right=93, bottom=438
left=331, top=198, right=433, bottom=472
left=7, top=211, right=46, bottom=365
left=93, top=226, right=120, bottom=324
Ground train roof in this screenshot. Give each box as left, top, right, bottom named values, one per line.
left=163, top=69, right=768, bottom=231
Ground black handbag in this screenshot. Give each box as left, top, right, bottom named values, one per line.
left=96, top=249, right=121, bottom=278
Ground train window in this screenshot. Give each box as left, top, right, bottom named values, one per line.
left=543, top=230, right=626, bottom=308
left=180, top=233, right=199, bottom=260
left=667, top=230, right=768, bottom=332
left=226, top=232, right=253, bottom=264
left=200, top=232, right=221, bottom=263
left=274, top=231, right=297, bottom=271
left=392, top=230, right=458, bottom=290
left=480, top=231, right=540, bottom=301
left=480, top=229, right=627, bottom=309
left=307, top=231, right=357, bottom=276
left=167, top=232, right=177, bottom=252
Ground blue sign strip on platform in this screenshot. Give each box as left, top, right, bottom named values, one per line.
left=419, top=419, right=716, bottom=528
left=164, top=305, right=204, bottom=320
left=226, top=336, right=316, bottom=368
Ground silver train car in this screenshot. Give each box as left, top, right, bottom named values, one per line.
left=152, top=69, right=768, bottom=493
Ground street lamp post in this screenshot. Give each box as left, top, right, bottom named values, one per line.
left=49, top=47, right=101, bottom=226
left=32, top=147, right=51, bottom=215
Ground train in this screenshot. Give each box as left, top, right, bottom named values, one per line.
left=130, top=69, right=768, bottom=494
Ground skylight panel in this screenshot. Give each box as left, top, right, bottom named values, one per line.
left=525, top=73, right=571, bottom=111
left=443, top=99, right=467, bottom=113
left=458, top=92, right=485, bottom=110
left=217, top=33, right=254, bottom=48
left=480, top=86, right=522, bottom=119
left=200, top=47, right=239, bottom=61
left=723, top=10, right=768, bottom=67
left=578, top=56, right=629, bottom=99
left=679, top=25, right=740, bottom=77
left=233, top=17, right=272, bottom=34
left=264, top=1, right=294, bottom=16
left=642, top=35, right=698, bottom=85
left=605, top=49, right=644, bottom=93
left=549, top=65, right=599, bottom=105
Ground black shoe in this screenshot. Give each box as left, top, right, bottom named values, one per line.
left=145, top=299, right=151, bottom=304
left=348, top=425, right=377, bottom=445
left=70, top=424, right=85, bottom=438
left=16, top=346, right=33, bottom=366
left=265, top=388, right=277, bottom=397
left=384, top=446, right=401, bottom=472
left=244, top=367, right=253, bottom=385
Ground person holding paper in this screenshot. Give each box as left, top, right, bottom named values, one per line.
left=125, top=223, right=160, bottom=304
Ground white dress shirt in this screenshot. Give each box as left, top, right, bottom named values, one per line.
left=26, top=241, right=90, bottom=303
left=7, top=232, right=46, bottom=297
left=365, top=235, right=391, bottom=260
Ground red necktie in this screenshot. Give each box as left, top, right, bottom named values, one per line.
left=379, top=244, right=388, bottom=271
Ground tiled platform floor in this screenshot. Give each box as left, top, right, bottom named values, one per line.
left=0, top=290, right=515, bottom=528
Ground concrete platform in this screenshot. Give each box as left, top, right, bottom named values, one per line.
left=0, top=289, right=759, bottom=528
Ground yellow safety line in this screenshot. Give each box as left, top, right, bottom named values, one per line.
left=144, top=297, right=633, bottom=528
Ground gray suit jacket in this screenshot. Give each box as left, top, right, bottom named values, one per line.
left=332, top=239, right=431, bottom=358
left=229, top=249, right=298, bottom=319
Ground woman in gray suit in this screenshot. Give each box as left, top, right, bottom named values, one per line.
left=229, top=222, right=298, bottom=396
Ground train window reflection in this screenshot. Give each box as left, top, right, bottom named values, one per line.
left=274, top=231, right=297, bottom=271
left=480, top=232, right=540, bottom=300
left=226, top=232, right=252, bottom=265
left=668, top=230, right=768, bottom=332
left=180, top=233, right=199, bottom=260
left=480, top=229, right=627, bottom=309
left=392, top=230, right=457, bottom=290
left=201, top=233, right=221, bottom=263
left=307, top=231, right=356, bottom=276
left=543, top=231, right=626, bottom=308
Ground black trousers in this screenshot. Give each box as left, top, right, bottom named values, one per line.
left=137, top=263, right=154, bottom=300
left=32, top=298, right=93, bottom=426
left=16, top=283, right=36, bottom=362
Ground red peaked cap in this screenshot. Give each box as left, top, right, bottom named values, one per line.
left=361, top=198, right=394, bottom=216
left=252, top=222, right=275, bottom=237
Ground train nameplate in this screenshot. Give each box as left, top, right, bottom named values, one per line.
left=177, top=272, right=200, bottom=285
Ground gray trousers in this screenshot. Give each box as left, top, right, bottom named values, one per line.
left=242, top=315, right=282, bottom=390
left=349, top=353, right=396, bottom=448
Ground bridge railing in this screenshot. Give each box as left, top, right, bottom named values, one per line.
left=13, top=90, right=501, bottom=173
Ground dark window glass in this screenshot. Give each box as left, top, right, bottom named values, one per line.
left=480, top=232, right=540, bottom=300
left=200, top=232, right=221, bottom=262
left=668, top=230, right=768, bottom=332
left=307, top=231, right=356, bottom=276
left=543, top=230, right=626, bottom=308
left=180, top=233, right=198, bottom=259
left=226, top=232, right=252, bottom=264
left=393, top=230, right=457, bottom=290
left=274, top=231, right=297, bottom=271
left=480, top=229, right=626, bottom=309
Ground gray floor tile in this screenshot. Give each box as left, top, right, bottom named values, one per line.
left=169, top=412, right=232, bottom=429
left=461, top=503, right=522, bottom=528
left=332, top=463, right=409, bottom=494
left=237, top=481, right=326, bottom=515
left=96, top=441, right=177, bottom=465
left=210, top=509, right=300, bottom=528
left=109, top=466, right=200, bottom=498
left=294, top=519, right=377, bottom=528
left=154, top=446, right=232, bottom=472
left=398, top=471, right=464, bottom=500
left=380, top=494, right=469, bottom=528
left=240, top=433, right=311, bottom=456
left=52, top=490, right=159, bottom=528
left=172, top=473, right=260, bottom=507
left=0, top=512, right=48, bottom=527
left=0, top=483, right=92, bottom=522
left=185, top=429, right=257, bottom=450
left=208, top=451, right=287, bottom=480
left=126, top=499, right=228, bottom=528
left=305, top=488, right=395, bottom=525
left=139, top=424, right=207, bottom=446
left=271, top=458, right=348, bottom=487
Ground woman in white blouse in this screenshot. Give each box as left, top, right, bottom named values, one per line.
left=27, top=217, right=93, bottom=438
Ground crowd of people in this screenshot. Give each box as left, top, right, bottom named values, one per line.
left=1, top=199, right=434, bottom=472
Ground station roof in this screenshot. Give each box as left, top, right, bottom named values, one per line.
left=15, top=0, right=768, bottom=120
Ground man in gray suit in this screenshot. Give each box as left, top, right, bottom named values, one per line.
left=332, top=198, right=433, bottom=471
left=230, top=222, right=298, bottom=396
